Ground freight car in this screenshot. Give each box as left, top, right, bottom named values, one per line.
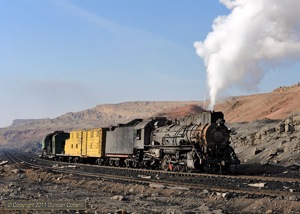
left=57, top=128, right=108, bottom=163
left=40, top=111, right=240, bottom=174
left=40, top=131, right=70, bottom=160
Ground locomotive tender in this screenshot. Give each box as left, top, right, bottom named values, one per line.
left=41, top=111, right=240, bottom=173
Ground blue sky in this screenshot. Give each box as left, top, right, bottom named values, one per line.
left=0, top=0, right=299, bottom=127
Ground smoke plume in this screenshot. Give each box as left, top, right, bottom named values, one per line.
left=194, top=0, right=300, bottom=109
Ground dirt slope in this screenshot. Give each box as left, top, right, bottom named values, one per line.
left=215, top=83, right=300, bottom=122
left=153, top=104, right=206, bottom=119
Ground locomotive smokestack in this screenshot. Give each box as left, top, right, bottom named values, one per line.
left=194, top=0, right=300, bottom=110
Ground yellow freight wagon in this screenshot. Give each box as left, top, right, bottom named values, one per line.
left=86, top=128, right=106, bottom=157
left=64, top=130, right=84, bottom=157
left=64, top=128, right=107, bottom=162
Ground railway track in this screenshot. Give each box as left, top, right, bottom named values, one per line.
left=3, top=150, right=300, bottom=198
left=9, top=150, right=300, bottom=182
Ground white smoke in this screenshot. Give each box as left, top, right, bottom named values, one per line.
left=194, top=0, right=300, bottom=110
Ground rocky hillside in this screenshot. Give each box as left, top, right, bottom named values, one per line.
left=216, top=83, right=300, bottom=122
left=229, top=113, right=300, bottom=167
left=153, top=104, right=206, bottom=119
left=149, top=83, right=300, bottom=123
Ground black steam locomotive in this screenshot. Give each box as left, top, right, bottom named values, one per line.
left=41, top=111, right=240, bottom=174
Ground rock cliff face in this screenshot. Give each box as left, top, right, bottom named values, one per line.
left=229, top=113, right=300, bottom=167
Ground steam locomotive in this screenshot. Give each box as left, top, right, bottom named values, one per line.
left=41, top=111, right=240, bottom=174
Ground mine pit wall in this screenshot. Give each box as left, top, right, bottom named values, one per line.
left=230, top=113, right=300, bottom=167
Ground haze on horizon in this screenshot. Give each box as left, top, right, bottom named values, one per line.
left=1, top=0, right=300, bottom=127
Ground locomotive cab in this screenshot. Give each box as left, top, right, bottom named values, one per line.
left=134, top=117, right=168, bottom=149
